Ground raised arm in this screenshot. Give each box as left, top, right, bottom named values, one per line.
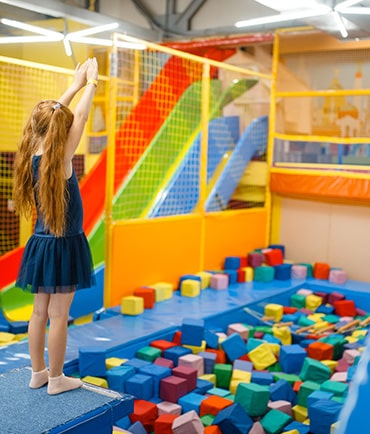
left=64, top=57, right=99, bottom=164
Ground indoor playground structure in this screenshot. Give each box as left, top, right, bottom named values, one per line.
left=1, top=28, right=370, bottom=433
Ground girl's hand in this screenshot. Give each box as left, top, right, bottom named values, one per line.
left=73, top=60, right=89, bottom=90
left=86, top=57, right=98, bottom=81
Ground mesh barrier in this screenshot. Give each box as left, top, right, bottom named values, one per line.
left=273, top=33, right=370, bottom=168
left=109, top=37, right=270, bottom=222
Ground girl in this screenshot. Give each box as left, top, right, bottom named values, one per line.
left=13, top=57, right=99, bottom=395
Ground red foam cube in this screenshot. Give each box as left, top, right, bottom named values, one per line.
left=134, top=287, right=156, bottom=309
left=313, top=263, right=330, bottom=280
left=154, top=413, right=178, bottom=434
left=334, top=300, right=357, bottom=317
left=264, top=249, right=283, bottom=266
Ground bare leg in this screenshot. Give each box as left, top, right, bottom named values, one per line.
left=47, top=291, right=82, bottom=395
left=28, top=292, right=49, bottom=388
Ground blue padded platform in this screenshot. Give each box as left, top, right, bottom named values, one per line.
left=0, top=367, right=134, bottom=434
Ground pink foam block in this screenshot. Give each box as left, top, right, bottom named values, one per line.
left=328, top=291, right=345, bottom=305
left=343, top=349, right=361, bottom=365
left=297, top=288, right=313, bottom=296
left=248, top=252, right=264, bottom=268
left=178, top=354, right=204, bottom=376
left=268, top=400, right=293, bottom=416
left=227, top=323, right=249, bottom=340
left=249, top=422, right=266, bottom=434
left=157, top=401, right=182, bottom=415
left=329, top=269, right=347, bottom=284
left=210, top=274, right=228, bottom=290
left=335, top=358, right=350, bottom=372
left=291, top=265, right=307, bottom=279
left=331, top=372, right=348, bottom=382
left=172, top=410, right=204, bottom=434
left=154, top=357, right=174, bottom=369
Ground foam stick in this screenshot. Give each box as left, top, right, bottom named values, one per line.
left=336, top=319, right=361, bottom=334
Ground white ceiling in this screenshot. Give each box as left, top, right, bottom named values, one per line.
left=0, top=0, right=369, bottom=43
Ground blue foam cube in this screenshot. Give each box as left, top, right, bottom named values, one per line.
left=128, top=421, right=147, bottom=434
left=138, top=364, right=171, bottom=396
left=308, top=399, right=342, bottom=434
left=204, top=329, right=219, bottom=349
left=284, top=421, right=310, bottom=434
left=181, top=317, right=205, bottom=346
left=251, top=371, right=274, bottom=386
left=106, top=364, right=136, bottom=393
left=279, top=344, right=307, bottom=374
left=178, top=392, right=208, bottom=413
left=274, top=263, right=292, bottom=280
left=213, top=402, right=253, bottom=434
left=233, top=360, right=253, bottom=372
left=198, top=351, right=216, bottom=374
left=270, top=379, right=297, bottom=405
left=194, top=378, right=214, bottom=394
left=79, top=346, right=106, bottom=377
left=223, top=269, right=238, bottom=285
left=224, top=256, right=241, bottom=270
left=163, top=346, right=192, bottom=366
left=125, top=357, right=152, bottom=372
left=125, top=373, right=153, bottom=400
left=221, top=333, right=247, bottom=361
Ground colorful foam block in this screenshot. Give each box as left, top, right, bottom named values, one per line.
left=213, top=402, right=253, bottom=434
left=235, top=382, right=270, bottom=417
left=157, top=401, right=182, bottom=415
left=151, top=282, right=174, bottom=301
left=163, top=346, right=192, bottom=366
left=210, top=274, right=228, bottom=290
left=79, top=346, right=107, bottom=377
left=172, top=410, right=204, bottom=434
left=121, top=296, right=144, bottom=316
left=195, top=271, right=212, bottom=289
left=178, top=353, right=204, bottom=376
left=260, top=408, right=292, bottom=434
left=291, top=265, right=308, bottom=280
left=82, top=376, right=108, bottom=388
left=248, top=252, right=264, bottom=267
left=224, top=256, right=241, bottom=270
left=300, top=357, right=332, bottom=383
left=172, top=365, right=198, bottom=392
left=274, top=263, right=292, bottom=280
left=129, top=400, right=158, bottom=432
left=125, top=373, right=153, bottom=400
left=133, top=287, right=155, bottom=309
left=254, top=266, right=275, bottom=282
left=181, top=279, right=201, bottom=298
left=307, top=342, right=334, bottom=361
left=329, top=269, right=347, bottom=284
left=139, top=364, right=171, bottom=396
left=279, top=344, right=307, bottom=374
left=220, top=333, right=247, bottom=361
left=178, top=392, right=208, bottom=414
left=313, top=263, right=330, bottom=280
left=159, top=375, right=188, bottom=403
left=106, top=364, right=136, bottom=393
left=136, top=346, right=162, bottom=362
left=308, top=399, right=343, bottom=434
left=241, top=266, right=254, bottom=282
left=181, top=317, right=205, bottom=346
left=200, top=395, right=233, bottom=417
left=264, top=303, right=284, bottom=321
left=154, top=414, right=178, bottom=434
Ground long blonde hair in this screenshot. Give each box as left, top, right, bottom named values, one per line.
left=13, top=100, right=74, bottom=237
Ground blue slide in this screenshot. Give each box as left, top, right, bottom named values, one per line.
left=148, top=115, right=268, bottom=217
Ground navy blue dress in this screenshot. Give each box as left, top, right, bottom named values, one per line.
left=16, top=155, right=95, bottom=294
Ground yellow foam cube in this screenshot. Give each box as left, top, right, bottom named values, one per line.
left=292, top=405, right=308, bottom=422
left=181, top=279, right=201, bottom=298
left=321, top=360, right=338, bottom=372
left=199, top=374, right=216, bottom=386
left=266, top=343, right=281, bottom=356
left=82, top=376, right=108, bottom=388
left=229, top=379, right=246, bottom=395
left=305, top=294, right=322, bottom=311
left=183, top=340, right=206, bottom=354
left=307, top=313, right=324, bottom=322
left=345, top=336, right=358, bottom=343
left=0, top=332, right=16, bottom=344
left=312, top=321, right=329, bottom=331
left=283, top=431, right=300, bottom=434
left=241, top=267, right=254, bottom=282
left=264, top=303, right=284, bottom=322
left=121, top=296, right=144, bottom=315
left=195, top=271, right=212, bottom=289
left=248, top=343, right=276, bottom=370
left=231, top=369, right=251, bottom=382
left=353, top=330, right=367, bottom=338
left=152, top=282, right=173, bottom=301
left=106, top=357, right=127, bottom=370
left=272, top=326, right=292, bottom=345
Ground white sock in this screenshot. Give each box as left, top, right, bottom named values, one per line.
left=29, top=368, right=48, bottom=389
left=47, top=374, right=82, bottom=395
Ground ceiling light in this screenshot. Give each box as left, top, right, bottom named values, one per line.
left=334, top=0, right=363, bottom=12
left=340, top=6, right=370, bottom=14
left=254, top=0, right=326, bottom=12
left=0, top=35, right=62, bottom=44
left=235, top=7, right=331, bottom=28
left=0, top=18, right=63, bottom=40
left=333, top=11, right=348, bottom=37
left=66, top=22, right=119, bottom=40
left=63, top=38, right=73, bottom=56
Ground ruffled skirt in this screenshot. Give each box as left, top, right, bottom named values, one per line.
left=16, top=232, right=95, bottom=294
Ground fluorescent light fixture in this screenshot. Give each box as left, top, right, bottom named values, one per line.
left=340, top=6, right=370, bottom=14
left=235, top=7, right=330, bottom=28
left=1, top=18, right=63, bottom=40
left=333, top=11, right=348, bottom=37
left=0, top=35, right=61, bottom=43
left=63, top=37, right=72, bottom=56
left=334, top=0, right=363, bottom=12
left=69, top=35, right=146, bottom=50
left=66, top=22, right=119, bottom=40
left=254, top=0, right=326, bottom=12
